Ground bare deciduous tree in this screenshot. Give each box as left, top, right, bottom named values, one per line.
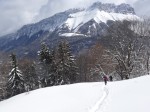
left=101, top=20, right=146, bottom=79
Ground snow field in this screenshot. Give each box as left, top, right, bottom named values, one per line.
left=0, top=75, right=150, bottom=112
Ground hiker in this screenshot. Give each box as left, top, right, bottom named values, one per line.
left=109, top=75, right=113, bottom=81
left=103, top=75, right=108, bottom=85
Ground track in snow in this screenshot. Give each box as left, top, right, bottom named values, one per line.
left=89, top=85, right=109, bottom=112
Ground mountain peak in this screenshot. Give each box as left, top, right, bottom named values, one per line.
left=88, top=2, right=135, bottom=14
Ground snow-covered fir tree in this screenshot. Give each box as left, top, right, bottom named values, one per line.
left=55, top=41, right=78, bottom=85
left=24, top=63, right=38, bottom=91
left=38, top=41, right=78, bottom=86
left=38, top=43, right=56, bottom=87
left=39, top=42, right=52, bottom=65
left=47, top=49, right=57, bottom=86
left=6, top=53, right=25, bottom=97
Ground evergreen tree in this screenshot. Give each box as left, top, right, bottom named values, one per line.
left=55, top=41, right=78, bottom=85
left=63, top=42, right=78, bottom=83
left=6, top=53, right=25, bottom=97
left=47, top=49, right=57, bottom=86
left=39, top=42, right=52, bottom=65
left=24, top=63, right=38, bottom=91
left=38, top=41, right=78, bottom=86
left=38, top=43, right=56, bottom=87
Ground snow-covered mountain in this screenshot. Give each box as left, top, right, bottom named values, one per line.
left=0, top=75, right=150, bottom=112
left=60, top=8, right=138, bottom=37
left=0, top=2, right=140, bottom=57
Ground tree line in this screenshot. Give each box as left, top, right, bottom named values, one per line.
left=0, top=41, right=79, bottom=100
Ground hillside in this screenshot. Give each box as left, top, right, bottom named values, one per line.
left=0, top=75, right=150, bottom=112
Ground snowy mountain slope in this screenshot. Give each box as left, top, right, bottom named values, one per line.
left=63, top=9, right=139, bottom=33
left=105, top=76, right=150, bottom=112
left=0, top=75, right=150, bottom=112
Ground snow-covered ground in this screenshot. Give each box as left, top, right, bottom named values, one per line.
left=0, top=75, right=150, bottom=112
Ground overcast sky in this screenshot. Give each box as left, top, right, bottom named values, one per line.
left=0, top=0, right=149, bottom=37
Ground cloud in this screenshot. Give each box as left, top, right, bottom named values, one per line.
left=133, top=0, right=150, bottom=16
left=0, top=0, right=48, bottom=36
left=34, top=0, right=91, bottom=21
